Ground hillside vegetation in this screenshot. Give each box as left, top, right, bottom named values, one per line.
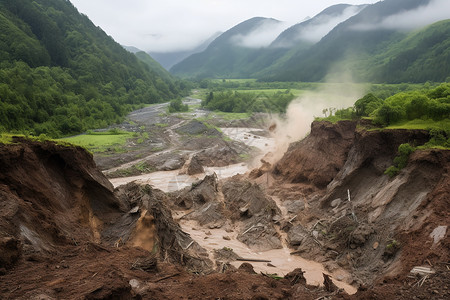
left=0, top=0, right=187, bottom=137
left=171, top=0, right=450, bottom=83
left=317, top=83, right=450, bottom=148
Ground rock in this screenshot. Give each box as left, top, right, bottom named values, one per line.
left=312, top=230, right=319, bottom=239
left=285, top=200, right=305, bottom=213
left=214, top=248, right=239, bottom=261
left=373, top=241, right=379, bottom=250
left=129, top=206, right=139, bottom=214
left=348, top=224, right=374, bottom=246
left=166, top=158, right=185, bottom=170
left=287, top=225, right=306, bottom=246
left=285, top=268, right=306, bottom=286
left=0, top=237, right=21, bottom=269
left=238, top=262, right=256, bottom=274
left=222, top=236, right=231, bottom=240
left=429, top=225, right=447, bottom=244
left=186, top=155, right=204, bottom=175
left=330, top=198, right=342, bottom=208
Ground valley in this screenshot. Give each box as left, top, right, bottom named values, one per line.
left=0, top=0, right=449, bottom=299
left=1, top=93, right=448, bottom=299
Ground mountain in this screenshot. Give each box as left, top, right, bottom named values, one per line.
left=171, top=5, right=367, bottom=79
left=171, top=0, right=449, bottom=83
left=368, top=19, right=450, bottom=83
left=170, top=17, right=285, bottom=78
left=271, top=4, right=366, bottom=48
left=253, top=4, right=366, bottom=78
left=123, top=45, right=143, bottom=53
left=148, top=32, right=222, bottom=70
left=266, top=0, right=450, bottom=82
left=0, top=0, right=186, bottom=137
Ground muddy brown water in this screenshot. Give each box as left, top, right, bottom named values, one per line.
left=107, top=127, right=357, bottom=294
left=180, top=219, right=356, bottom=294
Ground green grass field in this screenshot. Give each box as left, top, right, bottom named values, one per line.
left=385, top=118, right=450, bottom=131
left=59, top=130, right=134, bottom=153
left=233, top=89, right=303, bottom=97
left=210, top=111, right=251, bottom=120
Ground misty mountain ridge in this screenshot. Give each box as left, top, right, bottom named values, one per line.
left=148, top=31, right=222, bottom=70
left=170, top=3, right=370, bottom=78
left=170, top=17, right=288, bottom=78
left=271, top=4, right=367, bottom=48
left=171, top=0, right=450, bottom=82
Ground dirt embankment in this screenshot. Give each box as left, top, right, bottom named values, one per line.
left=0, top=138, right=209, bottom=298
left=1, top=119, right=448, bottom=299
left=253, top=120, right=449, bottom=299
left=0, top=138, right=342, bottom=300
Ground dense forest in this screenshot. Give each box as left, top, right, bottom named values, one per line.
left=202, top=90, right=295, bottom=113
left=0, top=0, right=188, bottom=137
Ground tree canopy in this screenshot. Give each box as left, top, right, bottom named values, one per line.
left=0, top=0, right=188, bottom=137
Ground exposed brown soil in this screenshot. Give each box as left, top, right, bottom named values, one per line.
left=0, top=137, right=340, bottom=299
left=98, top=99, right=261, bottom=177
left=1, top=117, right=449, bottom=300
left=254, top=120, right=449, bottom=299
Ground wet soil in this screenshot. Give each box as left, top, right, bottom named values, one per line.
left=96, top=98, right=268, bottom=178
left=1, top=115, right=448, bottom=300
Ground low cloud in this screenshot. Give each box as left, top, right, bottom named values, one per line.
left=231, top=19, right=291, bottom=48
left=351, top=0, right=450, bottom=31
left=296, top=5, right=364, bottom=43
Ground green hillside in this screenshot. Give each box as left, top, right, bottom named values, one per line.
left=170, top=0, right=449, bottom=83
left=0, top=0, right=187, bottom=137
left=170, top=17, right=282, bottom=78
left=265, top=0, right=450, bottom=83
left=369, top=20, right=450, bottom=83
left=171, top=5, right=364, bottom=80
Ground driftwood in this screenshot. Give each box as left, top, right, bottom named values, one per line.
left=236, top=258, right=271, bottom=263
left=152, top=272, right=181, bottom=283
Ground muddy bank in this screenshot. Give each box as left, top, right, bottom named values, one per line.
left=0, top=138, right=351, bottom=299
left=0, top=139, right=209, bottom=298
left=251, top=120, right=449, bottom=298
left=1, top=116, right=448, bottom=299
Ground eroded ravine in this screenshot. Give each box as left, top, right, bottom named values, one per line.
left=108, top=125, right=357, bottom=295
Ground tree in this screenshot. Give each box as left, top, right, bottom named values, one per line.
left=354, top=93, right=383, bottom=117
left=168, top=99, right=188, bottom=113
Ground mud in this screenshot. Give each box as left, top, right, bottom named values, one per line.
left=100, top=98, right=265, bottom=177
left=258, top=120, right=449, bottom=297
left=1, top=116, right=448, bottom=299
left=0, top=137, right=352, bottom=300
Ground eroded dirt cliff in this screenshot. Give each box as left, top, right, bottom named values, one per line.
left=1, top=118, right=448, bottom=299
left=0, top=137, right=340, bottom=299
left=256, top=120, right=449, bottom=298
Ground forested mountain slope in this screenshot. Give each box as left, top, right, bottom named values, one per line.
left=266, top=0, right=450, bottom=82
left=171, top=0, right=449, bottom=83
left=170, top=17, right=283, bottom=78
left=0, top=0, right=186, bottom=137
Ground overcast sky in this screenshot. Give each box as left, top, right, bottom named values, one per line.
left=70, top=0, right=380, bottom=52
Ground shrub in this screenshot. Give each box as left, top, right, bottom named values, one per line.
left=384, top=143, right=416, bottom=177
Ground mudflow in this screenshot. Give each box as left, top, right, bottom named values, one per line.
left=0, top=116, right=449, bottom=299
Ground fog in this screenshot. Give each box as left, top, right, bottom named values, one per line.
left=69, top=0, right=378, bottom=52
left=351, top=0, right=450, bottom=31
left=231, top=19, right=291, bottom=48
left=296, top=5, right=365, bottom=43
